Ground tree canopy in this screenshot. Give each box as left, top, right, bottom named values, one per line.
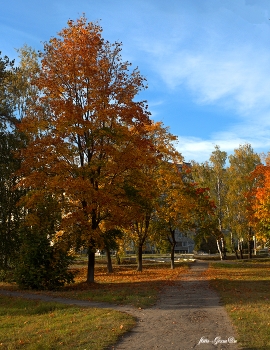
left=18, top=17, right=174, bottom=282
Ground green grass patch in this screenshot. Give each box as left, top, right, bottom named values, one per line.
left=0, top=295, right=135, bottom=350
left=206, top=260, right=270, bottom=349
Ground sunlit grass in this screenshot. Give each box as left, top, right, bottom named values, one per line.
left=0, top=295, right=135, bottom=350
left=0, top=260, right=189, bottom=349
left=205, top=261, right=270, bottom=349
left=0, top=261, right=189, bottom=308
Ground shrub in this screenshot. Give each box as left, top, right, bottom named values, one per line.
left=14, top=229, right=75, bottom=290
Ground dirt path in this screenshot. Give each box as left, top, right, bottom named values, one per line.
left=0, top=261, right=239, bottom=350
left=113, top=260, right=239, bottom=350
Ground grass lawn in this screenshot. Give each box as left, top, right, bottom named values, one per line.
left=0, top=295, right=135, bottom=350
left=0, top=260, right=189, bottom=349
left=205, top=260, right=270, bottom=350
left=10, top=260, right=188, bottom=309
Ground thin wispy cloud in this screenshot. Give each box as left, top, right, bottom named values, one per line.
left=126, top=1, right=270, bottom=161
left=159, top=48, right=270, bottom=114
left=2, top=0, right=270, bottom=162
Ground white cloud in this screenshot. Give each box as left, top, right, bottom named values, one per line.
left=176, top=119, right=270, bottom=163
left=128, top=1, right=270, bottom=162
left=130, top=1, right=270, bottom=118
left=176, top=136, right=246, bottom=163
left=157, top=47, right=270, bottom=116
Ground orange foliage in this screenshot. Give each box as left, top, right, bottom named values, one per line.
left=248, top=157, right=270, bottom=240
left=17, top=16, right=181, bottom=282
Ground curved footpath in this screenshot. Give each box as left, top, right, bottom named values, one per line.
left=0, top=261, right=239, bottom=350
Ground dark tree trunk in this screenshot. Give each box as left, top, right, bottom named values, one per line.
left=170, top=241, right=176, bottom=269
left=248, top=239, right=253, bottom=259
left=137, top=244, right=143, bottom=272
left=167, top=228, right=176, bottom=269
left=87, top=250, right=95, bottom=283
left=248, top=227, right=253, bottom=259
left=115, top=251, right=121, bottom=265
left=240, top=249, right=244, bottom=259
left=230, top=231, right=238, bottom=258
left=221, top=237, right=226, bottom=260
left=238, top=240, right=244, bottom=259
left=105, top=248, right=113, bottom=273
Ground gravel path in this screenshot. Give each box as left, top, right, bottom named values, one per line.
left=0, top=261, right=239, bottom=350
left=113, top=260, right=239, bottom=350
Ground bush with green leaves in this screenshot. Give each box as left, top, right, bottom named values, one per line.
left=14, top=228, right=75, bottom=290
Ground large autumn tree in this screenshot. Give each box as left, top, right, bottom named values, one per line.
left=18, top=17, right=156, bottom=283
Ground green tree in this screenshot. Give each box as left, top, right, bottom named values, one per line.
left=9, top=45, right=40, bottom=121
left=194, top=234, right=217, bottom=254
left=0, top=52, right=14, bottom=125
left=0, top=53, right=25, bottom=273
left=15, top=194, right=75, bottom=290
left=0, top=131, right=24, bottom=271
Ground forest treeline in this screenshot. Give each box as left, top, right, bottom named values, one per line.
left=0, top=16, right=269, bottom=290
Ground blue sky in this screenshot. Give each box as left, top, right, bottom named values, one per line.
left=2, top=0, right=270, bottom=163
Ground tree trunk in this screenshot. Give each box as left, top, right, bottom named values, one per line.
left=248, top=239, right=253, bottom=259
left=238, top=240, right=244, bottom=259
left=230, top=231, right=238, bottom=258
left=248, top=227, right=253, bottom=259
left=230, top=231, right=234, bottom=254
left=232, top=236, right=239, bottom=259
left=216, top=239, right=223, bottom=260
left=137, top=244, right=143, bottom=272
left=105, top=248, right=113, bottom=273
left=170, top=241, right=176, bottom=269
left=221, top=237, right=226, bottom=260
left=115, top=251, right=121, bottom=265
left=87, top=250, right=95, bottom=283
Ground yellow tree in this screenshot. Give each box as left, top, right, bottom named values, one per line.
left=191, top=146, right=228, bottom=260
left=156, top=162, right=215, bottom=268
left=155, top=162, right=190, bottom=269
left=18, top=17, right=156, bottom=283
left=227, top=144, right=261, bottom=259
left=122, top=122, right=178, bottom=272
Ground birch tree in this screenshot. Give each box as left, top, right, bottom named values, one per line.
left=192, top=145, right=228, bottom=259
left=227, top=144, right=261, bottom=259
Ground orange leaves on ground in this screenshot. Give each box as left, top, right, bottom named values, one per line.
left=62, top=263, right=189, bottom=308
left=71, top=264, right=188, bottom=286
